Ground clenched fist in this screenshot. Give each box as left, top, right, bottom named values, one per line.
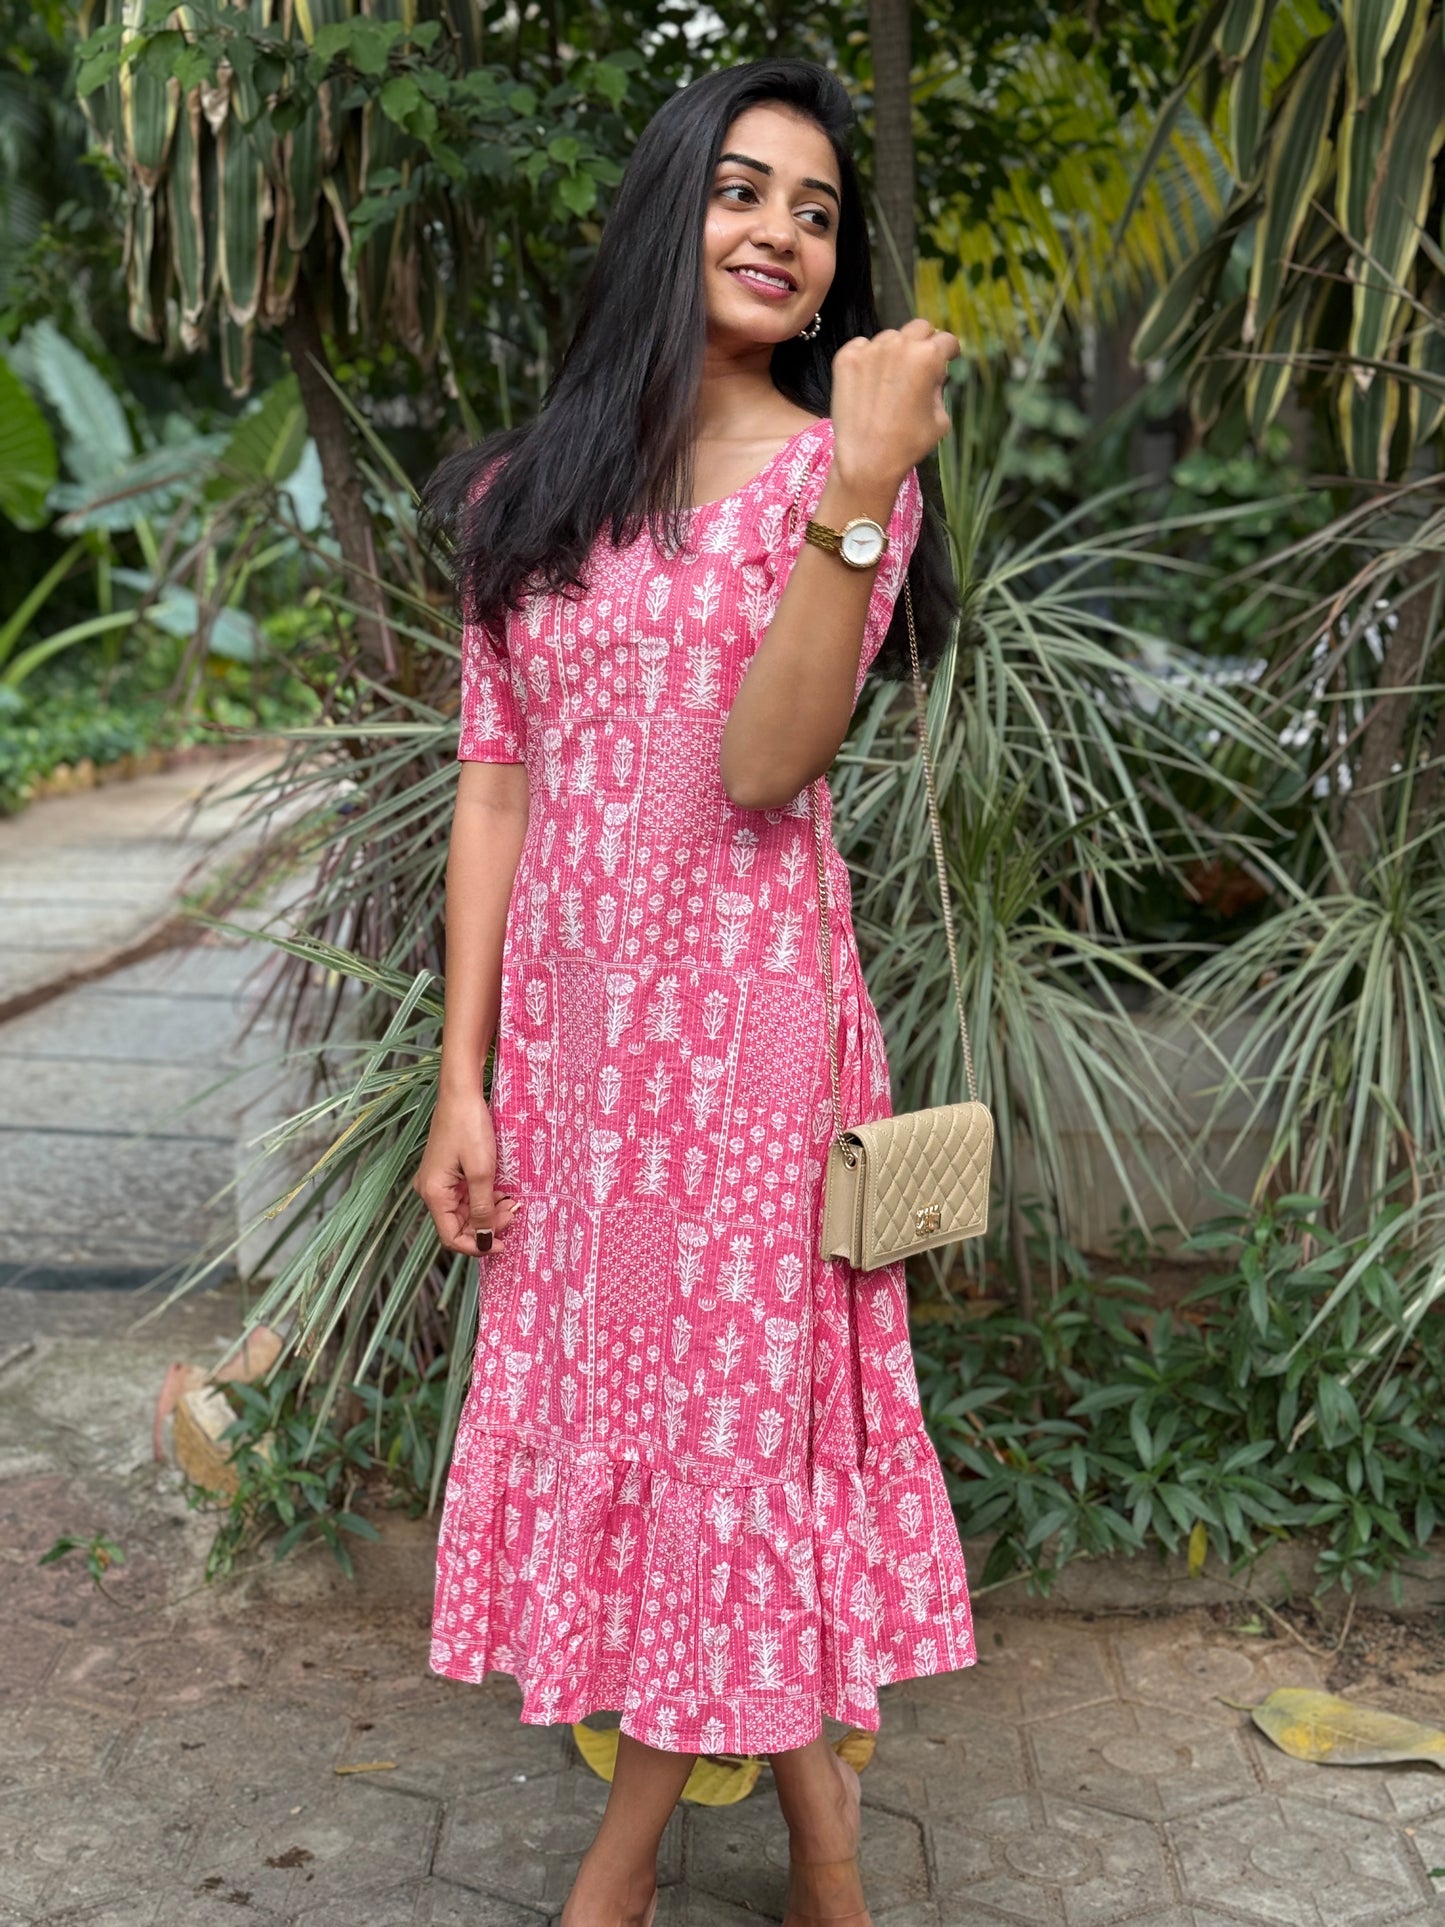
left=830, top=316, right=959, bottom=488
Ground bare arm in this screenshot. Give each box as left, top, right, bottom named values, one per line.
left=719, top=318, right=958, bottom=811
left=719, top=458, right=907, bottom=809
left=438, top=762, right=529, bottom=1095
left=413, top=761, right=529, bottom=1257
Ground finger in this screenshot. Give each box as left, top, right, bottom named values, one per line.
left=432, top=1175, right=481, bottom=1254
left=465, top=1190, right=522, bottom=1258
left=465, top=1159, right=497, bottom=1232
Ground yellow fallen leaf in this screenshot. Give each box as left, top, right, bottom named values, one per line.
left=1246, top=1689, right=1445, bottom=1770
left=333, top=1761, right=396, bottom=1775
left=571, top=1720, right=622, bottom=1782
left=1187, top=1520, right=1209, bottom=1579
left=571, top=1724, right=762, bottom=1805
left=680, top=1754, right=763, bottom=1805
left=834, top=1729, right=876, bottom=1774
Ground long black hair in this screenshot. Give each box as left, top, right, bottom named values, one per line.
left=423, top=57, right=957, bottom=680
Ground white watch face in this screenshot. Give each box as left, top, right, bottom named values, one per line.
left=840, top=519, right=886, bottom=567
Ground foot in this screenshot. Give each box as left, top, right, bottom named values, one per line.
left=783, top=1752, right=868, bottom=1927
left=559, top=1850, right=657, bottom=1927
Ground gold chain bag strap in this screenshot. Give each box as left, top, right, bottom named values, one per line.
left=809, top=572, right=994, bottom=1269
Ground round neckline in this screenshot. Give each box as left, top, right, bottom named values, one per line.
left=686, top=416, right=829, bottom=516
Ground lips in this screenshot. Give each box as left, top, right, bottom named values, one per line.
left=727, top=264, right=796, bottom=295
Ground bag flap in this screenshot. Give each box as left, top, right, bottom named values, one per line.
left=852, top=1101, right=994, bottom=1251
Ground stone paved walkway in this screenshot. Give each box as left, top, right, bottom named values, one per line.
left=5, top=767, right=1445, bottom=1926
left=0, top=751, right=305, bottom=1291
left=5, top=1276, right=1445, bottom=1927
left=0, top=751, right=283, bottom=1019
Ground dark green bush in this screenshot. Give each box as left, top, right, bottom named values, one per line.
left=187, top=1338, right=451, bottom=1582
left=917, top=1196, right=1445, bottom=1598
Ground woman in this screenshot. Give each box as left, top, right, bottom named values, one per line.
left=414, top=55, right=975, bottom=1927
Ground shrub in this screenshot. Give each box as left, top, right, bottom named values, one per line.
left=915, top=1196, right=1445, bottom=1598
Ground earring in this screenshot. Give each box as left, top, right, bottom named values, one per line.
left=797, top=311, right=823, bottom=341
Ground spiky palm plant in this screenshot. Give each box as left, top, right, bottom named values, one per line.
left=832, top=344, right=1290, bottom=1309
left=917, top=21, right=1230, bottom=351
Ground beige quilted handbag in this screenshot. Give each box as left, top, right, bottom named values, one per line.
left=811, top=576, right=994, bottom=1269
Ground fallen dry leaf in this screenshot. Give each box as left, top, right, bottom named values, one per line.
left=571, top=1723, right=761, bottom=1804
left=571, top=1723, right=874, bottom=1804
left=834, top=1729, right=877, bottom=1774
left=1243, top=1688, right=1445, bottom=1770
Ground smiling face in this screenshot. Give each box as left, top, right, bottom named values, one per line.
left=701, top=101, right=842, bottom=344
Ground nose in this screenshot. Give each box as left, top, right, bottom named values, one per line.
left=747, top=193, right=798, bottom=256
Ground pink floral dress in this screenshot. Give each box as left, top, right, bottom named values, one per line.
left=429, top=415, right=975, bottom=1754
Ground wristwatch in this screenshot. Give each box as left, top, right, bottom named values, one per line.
left=803, top=515, right=889, bottom=570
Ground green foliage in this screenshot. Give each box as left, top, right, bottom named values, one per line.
left=191, top=1340, right=451, bottom=1582
left=74, top=0, right=638, bottom=391
left=36, top=1530, right=126, bottom=1585
left=0, top=353, right=56, bottom=526
left=1121, top=429, right=1333, bottom=659
left=915, top=1196, right=1445, bottom=1597
left=0, top=644, right=320, bottom=815
left=1129, top=0, right=1445, bottom=481
left=833, top=349, right=1292, bottom=1289
left=191, top=1372, right=378, bottom=1585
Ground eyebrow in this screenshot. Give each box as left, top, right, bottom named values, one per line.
left=716, top=151, right=840, bottom=209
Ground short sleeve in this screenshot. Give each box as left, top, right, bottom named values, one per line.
left=458, top=615, right=525, bottom=764
left=456, top=458, right=525, bottom=764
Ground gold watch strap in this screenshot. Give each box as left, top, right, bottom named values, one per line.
left=803, top=518, right=843, bottom=554
left=803, top=516, right=889, bottom=558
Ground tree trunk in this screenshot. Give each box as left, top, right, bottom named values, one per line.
left=281, top=271, right=394, bottom=677
left=1337, top=546, right=1441, bottom=884
left=868, top=0, right=916, bottom=329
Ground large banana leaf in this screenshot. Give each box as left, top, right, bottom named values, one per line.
left=17, top=319, right=133, bottom=485
left=0, top=356, right=57, bottom=530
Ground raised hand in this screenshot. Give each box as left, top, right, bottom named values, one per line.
left=829, top=316, right=959, bottom=487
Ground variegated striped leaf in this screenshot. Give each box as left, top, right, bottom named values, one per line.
left=1341, top=0, right=1412, bottom=106
left=1243, top=24, right=1346, bottom=346
left=1336, top=0, right=1430, bottom=245
left=1213, top=0, right=1272, bottom=66
left=1344, top=30, right=1445, bottom=413
left=1226, top=0, right=1279, bottom=181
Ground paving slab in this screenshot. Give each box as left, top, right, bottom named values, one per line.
left=0, top=751, right=286, bottom=1009
left=436, top=1766, right=686, bottom=1906
left=928, top=1788, right=1175, bottom=1923
left=687, top=1780, right=928, bottom=1917
left=1167, top=1792, right=1431, bottom=1924
left=1027, top=1696, right=1258, bottom=1822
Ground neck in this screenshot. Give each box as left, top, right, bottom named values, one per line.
left=693, top=336, right=781, bottom=440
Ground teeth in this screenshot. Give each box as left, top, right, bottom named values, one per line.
left=733, top=268, right=791, bottom=290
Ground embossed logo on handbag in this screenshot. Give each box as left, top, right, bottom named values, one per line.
left=914, top=1204, right=943, bottom=1235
